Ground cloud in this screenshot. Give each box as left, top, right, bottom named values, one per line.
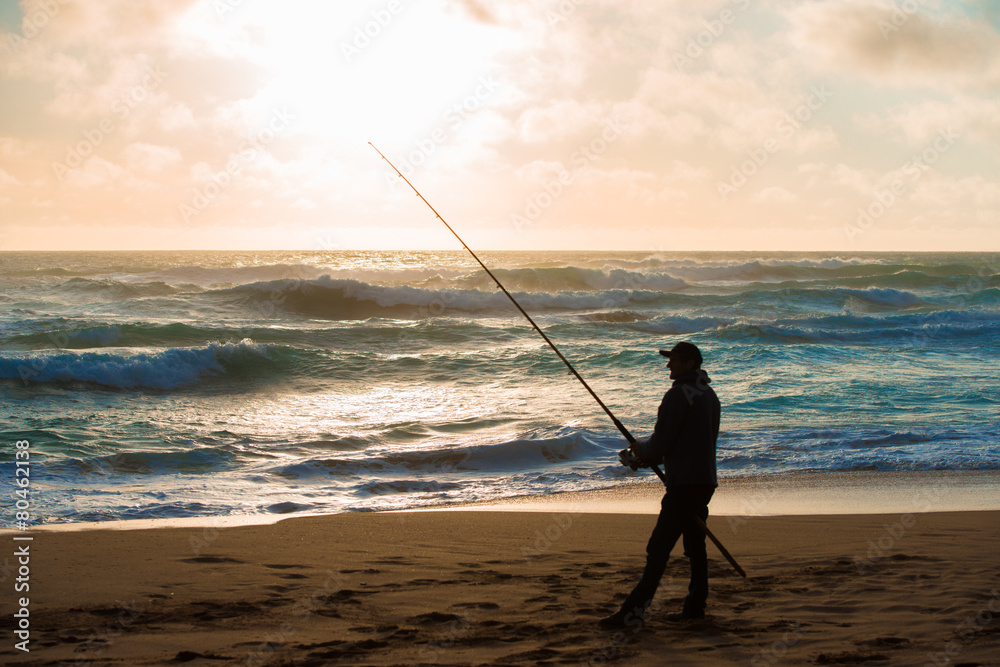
left=910, top=173, right=1000, bottom=207
left=0, top=0, right=996, bottom=250
left=799, top=162, right=888, bottom=195
left=0, top=167, right=22, bottom=187
left=158, top=102, right=197, bottom=130
left=513, top=160, right=570, bottom=185
left=855, top=96, right=1000, bottom=144
left=122, top=142, right=182, bottom=171
left=0, top=137, right=30, bottom=157
left=516, top=100, right=611, bottom=143
left=786, top=0, right=1000, bottom=89
left=291, top=197, right=316, bottom=210
left=751, top=186, right=797, bottom=204
left=2, top=1, right=195, bottom=77
left=665, top=159, right=709, bottom=182
left=613, top=102, right=709, bottom=144
left=633, top=68, right=839, bottom=153
left=44, top=54, right=169, bottom=120
left=450, top=0, right=498, bottom=25
left=61, top=156, right=127, bottom=189
left=30, top=0, right=196, bottom=51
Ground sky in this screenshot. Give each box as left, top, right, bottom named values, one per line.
left=0, top=0, right=998, bottom=252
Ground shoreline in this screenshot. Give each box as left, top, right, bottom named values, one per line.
left=10, top=468, right=1000, bottom=534
left=434, top=468, right=1000, bottom=515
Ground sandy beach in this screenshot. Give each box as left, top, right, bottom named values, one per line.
left=4, top=497, right=999, bottom=666
left=2, top=0, right=998, bottom=662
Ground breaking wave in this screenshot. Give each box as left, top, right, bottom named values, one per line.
left=0, top=339, right=279, bottom=389
left=211, top=276, right=686, bottom=319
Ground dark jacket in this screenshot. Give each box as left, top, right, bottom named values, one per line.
left=635, top=369, right=720, bottom=489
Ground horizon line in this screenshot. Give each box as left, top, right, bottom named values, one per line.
left=2, top=248, right=998, bottom=254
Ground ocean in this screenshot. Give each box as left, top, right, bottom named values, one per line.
left=1, top=250, right=998, bottom=525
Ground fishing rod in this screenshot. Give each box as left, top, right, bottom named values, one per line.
left=369, top=142, right=745, bottom=578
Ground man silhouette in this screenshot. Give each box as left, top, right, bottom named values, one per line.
left=599, top=341, right=721, bottom=629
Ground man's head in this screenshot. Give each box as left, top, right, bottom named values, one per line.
left=659, top=341, right=702, bottom=379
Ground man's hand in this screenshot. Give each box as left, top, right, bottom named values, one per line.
left=618, top=448, right=648, bottom=470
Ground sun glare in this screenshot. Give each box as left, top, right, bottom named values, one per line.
left=186, top=2, right=516, bottom=148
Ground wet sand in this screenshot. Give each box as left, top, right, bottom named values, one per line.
left=3, top=503, right=999, bottom=666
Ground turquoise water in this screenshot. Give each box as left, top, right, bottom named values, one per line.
left=1, top=250, right=998, bottom=524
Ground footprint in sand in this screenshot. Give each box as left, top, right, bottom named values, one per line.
left=409, top=611, right=465, bottom=625
left=264, top=585, right=292, bottom=594
left=181, top=555, right=244, bottom=564
left=451, top=601, right=500, bottom=610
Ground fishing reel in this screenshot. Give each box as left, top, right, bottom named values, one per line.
left=618, top=448, right=647, bottom=471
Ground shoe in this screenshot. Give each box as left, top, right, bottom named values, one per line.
left=665, top=609, right=705, bottom=621
left=598, top=608, right=645, bottom=630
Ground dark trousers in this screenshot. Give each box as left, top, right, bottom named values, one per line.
left=620, top=484, right=715, bottom=617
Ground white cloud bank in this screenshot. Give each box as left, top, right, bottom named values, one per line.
left=0, top=0, right=997, bottom=251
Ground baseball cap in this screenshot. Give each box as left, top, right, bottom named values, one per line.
left=658, top=341, right=703, bottom=365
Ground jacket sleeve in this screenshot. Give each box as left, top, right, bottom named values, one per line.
left=636, top=389, right=686, bottom=465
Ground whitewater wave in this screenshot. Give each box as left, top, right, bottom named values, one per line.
left=714, top=309, right=1000, bottom=344
left=54, top=277, right=190, bottom=300
left=6, top=322, right=269, bottom=350
left=596, top=256, right=870, bottom=272
left=722, top=425, right=1000, bottom=473
left=0, top=339, right=276, bottom=389
left=629, top=315, right=734, bottom=335
left=602, top=258, right=998, bottom=289
left=638, top=259, right=870, bottom=284
left=102, top=262, right=692, bottom=293
left=121, top=262, right=329, bottom=287
left=839, top=287, right=925, bottom=309
left=581, top=310, right=652, bottom=323
left=270, top=427, right=612, bottom=480
left=442, top=266, right=688, bottom=292
left=211, top=276, right=688, bottom=319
